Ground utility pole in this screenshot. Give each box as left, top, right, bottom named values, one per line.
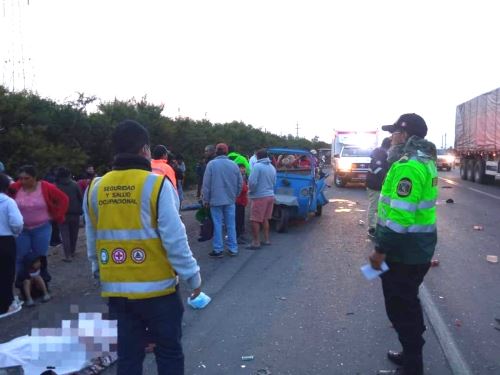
left=296, top=122, right=300, bottom=138
left=444, top=133, right=447, bottom=149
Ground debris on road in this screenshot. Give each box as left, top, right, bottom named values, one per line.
left=446, top=198, right=454, bottom=204
left=486, top=255, right=498, bottom=264
left=473, top=225, right=484, bottom=231
left=256, top=369, right=272, bottom=375
left=276, top=296, right=287, bottom=301
left=454, top=319, right=462, bottom=327
left=346, top=312, right=355, bottom=316
left=431, top=259, right=440, bottom=267
left=358, top=220, right=365, bottom=225
left=441, top=186, right=453, bottom=189
left=439, top=296, right=444, bottom=299
left=241, top=355, right=254, bottom=361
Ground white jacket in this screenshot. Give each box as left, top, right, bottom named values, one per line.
left=0, top=193, right=23, bottom=236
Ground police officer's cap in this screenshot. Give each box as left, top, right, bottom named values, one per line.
left=382, top=113, right=427, bottom=138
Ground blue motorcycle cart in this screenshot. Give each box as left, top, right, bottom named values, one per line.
left=267, top=148, right=329, bottom=232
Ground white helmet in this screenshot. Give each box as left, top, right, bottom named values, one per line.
left=311, top=149, right=317, bottom=155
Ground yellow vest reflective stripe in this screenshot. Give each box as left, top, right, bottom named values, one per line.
left=88, top=170, right=176, bottom=299
left=379, top=195, right=436, bottom=212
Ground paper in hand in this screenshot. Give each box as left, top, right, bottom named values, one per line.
left=360, top=261, right=389, bottom=280
left=187, top=292, right=212, bottom=309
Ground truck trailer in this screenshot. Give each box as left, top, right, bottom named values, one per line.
left=455, top=87, right=500, bottom=184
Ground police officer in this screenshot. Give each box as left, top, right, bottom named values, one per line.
left=369, top=113, right=438, bottom=375
left=84, top=120, right=202, bottom=375
left=366, top=137, right=391, bottom=237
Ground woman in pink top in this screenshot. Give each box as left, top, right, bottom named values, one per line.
left=10, top=165, right=68, bottom=289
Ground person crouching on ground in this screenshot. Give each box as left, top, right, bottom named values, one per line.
left=17, top=253, right=51, bottom=307
left=235, top=163, right=249, bottom=244
left=247, top=149, right=276, bottom=249
left=10, top=165, right=69, bottom=285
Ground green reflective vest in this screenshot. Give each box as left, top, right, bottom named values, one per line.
left=376, top=156, right=438, bottom=264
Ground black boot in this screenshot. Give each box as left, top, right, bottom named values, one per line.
left=387, top=350, right=404, bottom=366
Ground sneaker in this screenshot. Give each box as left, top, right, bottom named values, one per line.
left=0, top=303, right=22, bottom=319
left=227, top=251, right=238, bottom=257
left=14, top=295, right=24, bottom=307
left=42, top=294, right=51, bottom=302
left=237, top=238, right=247, bottom=245
left=208, top=251, right=224, bottom=258
left=26, top=299, right=35, bottom=307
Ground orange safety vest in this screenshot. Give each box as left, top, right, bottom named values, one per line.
left=151, top=159, right=177, bottom=188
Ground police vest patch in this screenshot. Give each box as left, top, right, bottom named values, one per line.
left=397, top=178, right=412, bottom=197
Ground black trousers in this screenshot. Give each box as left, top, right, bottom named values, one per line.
left=60, top=214, right=80, bottom=258
left=50, top=220, right=61, bottom=246
left=108, top=291, right=185, bottom=375
left=0, top=236, right=16, bottom=313
left=381, top=261, right=431, bottom=375
left=236, top=204, right=245, bottom=238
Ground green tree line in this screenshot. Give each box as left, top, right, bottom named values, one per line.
left=0, top=86, right=329, bottom=186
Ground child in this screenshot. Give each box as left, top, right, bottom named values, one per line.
left=235, top=164, right=249, bottom=244
left=17, top=253, right=51, bottom=306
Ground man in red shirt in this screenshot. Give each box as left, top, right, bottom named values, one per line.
left=235, top=163, right=249, bottom=244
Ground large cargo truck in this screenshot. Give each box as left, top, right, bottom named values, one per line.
left=331, top=130, right=378, bottom=187
left=455, top=87, right=500, bottom=184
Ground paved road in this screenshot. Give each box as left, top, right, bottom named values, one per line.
left=4, top=170, right=500, bottom=374
left=424, top=170, right=500, bottom=374
left=119, top=181, right=454, bottom=374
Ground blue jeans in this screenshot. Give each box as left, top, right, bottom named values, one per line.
left=15, top=222, right=52, bottom=270
left=108, top=291, right=184, bottom=375
left=210, top=204, right=238, bottom=253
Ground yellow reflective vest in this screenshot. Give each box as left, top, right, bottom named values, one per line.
left=87, top=169, right=177, bottom=299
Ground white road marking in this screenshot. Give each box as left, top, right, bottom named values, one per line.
left=468, top=187, right=500, bottom=200
left=421, top=284, right=473, bottom=375
left=439, top=177, right=500, bottom=201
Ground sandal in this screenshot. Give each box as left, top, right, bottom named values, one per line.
left=245, top=245, right=261, bottom=250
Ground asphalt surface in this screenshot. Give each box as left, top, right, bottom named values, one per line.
left=424, top=170, right=500, bottom=374
left=3, top=170, right=500, bottom=374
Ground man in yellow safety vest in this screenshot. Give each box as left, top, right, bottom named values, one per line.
left=84, top=120, right=202, bottom=375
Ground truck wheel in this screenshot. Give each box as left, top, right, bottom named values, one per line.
left=474, top=160, right=494, bottom=184
left=334, top=174, right=347, bottom=188
left=275, top=206, right=290, bottom=233
left=460, top=161, right=467, bottom=180
left=446, top=166, right=452, bottom=171
left=466, top=160, right=475, bottom=182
